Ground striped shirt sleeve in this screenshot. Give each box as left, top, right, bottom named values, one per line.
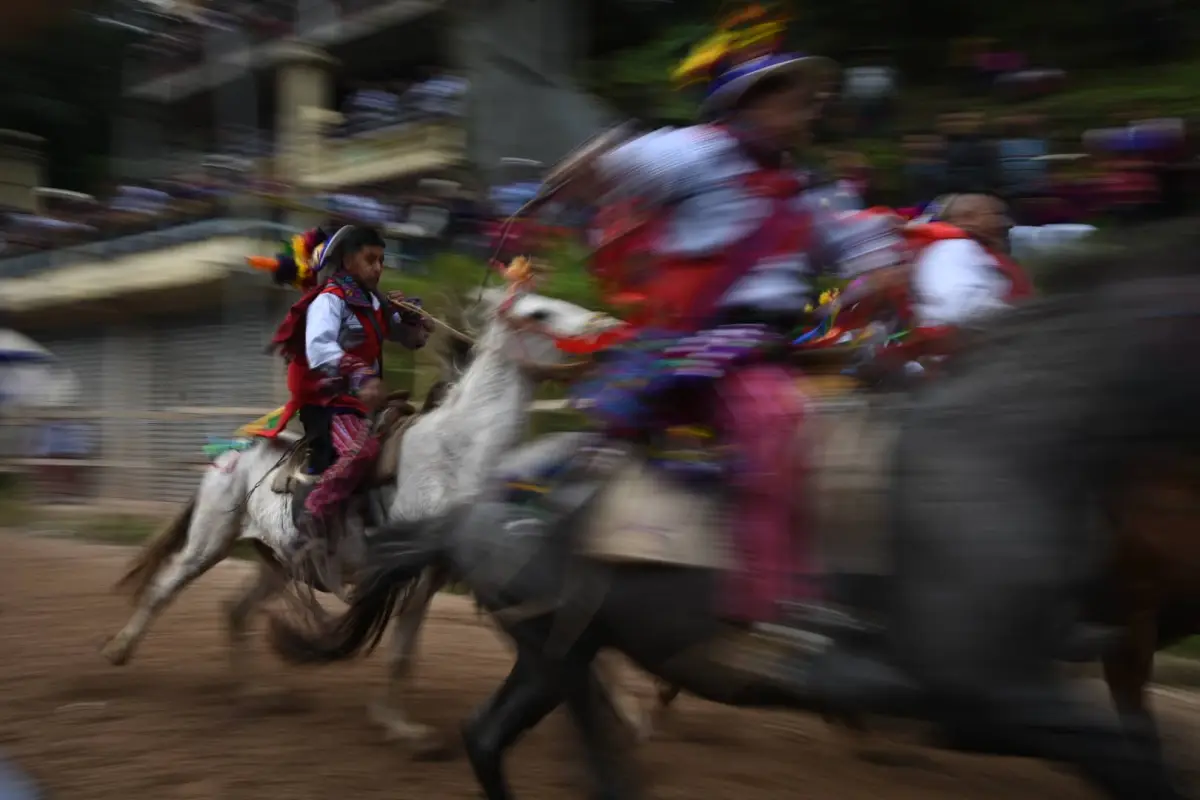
left=595, top=126, right=738, bottom=205
left=800, top=185, right=904, bottom=279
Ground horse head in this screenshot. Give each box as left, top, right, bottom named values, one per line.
left=469, top=286, right=624, bottom=383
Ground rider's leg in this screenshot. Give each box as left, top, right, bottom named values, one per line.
left=718, top=363, right=863, bottom=635
left=301, top=409, right=379, bottom=539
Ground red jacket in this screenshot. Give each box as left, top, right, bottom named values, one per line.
left=589, top=151, right=812, bottom=333
left=261, top=275, right=388, bottom=437
left=903, top=222, right=1035, bottom=301
left=814, top=220, right=1036, bottom=364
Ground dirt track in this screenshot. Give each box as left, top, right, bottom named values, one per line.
left=1, top=532, right=1197, bottom=800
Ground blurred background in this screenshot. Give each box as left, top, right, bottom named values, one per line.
left=0, top=0, right=1196, bottom=513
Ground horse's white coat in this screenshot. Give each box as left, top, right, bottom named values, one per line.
left=102, top=288, right=618, bottom=748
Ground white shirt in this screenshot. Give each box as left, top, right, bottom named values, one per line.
left=912, top=238, right=1012, bottom=327
left=305, top=286, right=428, bottom=381
left=1009, top=224, right=1096, bottom=262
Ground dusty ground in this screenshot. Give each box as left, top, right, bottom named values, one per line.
left=0, top=532, right=1197, bottom=800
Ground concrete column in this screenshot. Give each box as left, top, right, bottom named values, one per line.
left=451, top=0, right=612, bottom=188
left=0, top=131, right=44, bottom=213
left=274, top=43, right=339, bottom=228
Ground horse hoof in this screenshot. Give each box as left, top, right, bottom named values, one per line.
left=411, top=735, right=455, bottom=762
left=462, top=723, right=506, bottom=798
left=368, top=703, right=450, bottom=758
left=100, top=638, right=130, bottom=667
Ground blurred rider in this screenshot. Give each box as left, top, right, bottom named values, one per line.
left=908, top=193, right=1034, bottom=328
left=559, top=6, right=906, bottom=644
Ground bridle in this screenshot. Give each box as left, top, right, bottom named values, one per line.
left=494, top=285, right=621, bottom=382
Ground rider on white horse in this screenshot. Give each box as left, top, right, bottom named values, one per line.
left=264, top=224, right=432, bottom=551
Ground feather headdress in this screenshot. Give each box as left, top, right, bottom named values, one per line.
left=672, top=2, right=792, bottom=87
left=672, top=1, right=836, bottom=118
left=245, top=227, right=328, bottom=291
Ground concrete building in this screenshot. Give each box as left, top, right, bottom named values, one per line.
left=0, top=0, right=615, bottom=509
left=0, top=222, right=293, bottom=507
left=117, top=0, right=611, bottom=195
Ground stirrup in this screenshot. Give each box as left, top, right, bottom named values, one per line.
left=778, top=600, right=880, bottom=639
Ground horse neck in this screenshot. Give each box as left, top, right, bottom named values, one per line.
left=419, top=322, right=535, bottom=490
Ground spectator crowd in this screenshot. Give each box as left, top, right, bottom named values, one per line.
left=128, top=0, right=393, bottom=79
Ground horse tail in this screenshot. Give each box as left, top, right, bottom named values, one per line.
left=267, top=511, right=457, bottom=665
left=115, top=496, right=196, bottom=602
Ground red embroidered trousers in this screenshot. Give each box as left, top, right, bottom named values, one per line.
left=304, top=412, right=380, bottom=522
left=716, top=363, right=810, bottom=623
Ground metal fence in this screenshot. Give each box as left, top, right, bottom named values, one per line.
left=1, top=397, right=573, bottom=512
left=0, top=286, right=293, bottom=507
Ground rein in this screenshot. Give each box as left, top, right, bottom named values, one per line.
left=393, top=286, right=611, bottom=383
left=389, top=298, right=476, bottom=344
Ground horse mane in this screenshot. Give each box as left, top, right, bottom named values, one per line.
left=433, top=300, right=476, bottom=382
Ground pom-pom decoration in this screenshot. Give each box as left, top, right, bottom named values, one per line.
left=503, top=255, right=536, bottom=286
left=245, top=227, right=328, bottom=291
left=672, top=2, right=792, bottom=87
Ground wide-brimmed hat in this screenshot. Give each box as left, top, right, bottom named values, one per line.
left=313, top=223, right=359, bottom=283
left=699, top=51, right=838, bottom=118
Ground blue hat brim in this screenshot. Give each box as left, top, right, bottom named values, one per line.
left=699, top=55, right=838, bottom=118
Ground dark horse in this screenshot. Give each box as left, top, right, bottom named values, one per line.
left=269, top=221, right=1200, bottom=799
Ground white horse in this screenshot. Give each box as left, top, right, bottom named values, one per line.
left=102, top=285, right=622, bottom=751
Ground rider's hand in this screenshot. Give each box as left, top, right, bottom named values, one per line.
left=357, top=378, right=385, bottom=411
left=386, top=290, right=410, bottom=308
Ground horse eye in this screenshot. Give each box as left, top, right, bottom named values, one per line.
left=527, top=309, right=552, bottom=322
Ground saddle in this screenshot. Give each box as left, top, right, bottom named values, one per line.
left=500, top=374, right=893, bottom=578
left=270, top=389, right=443, bottom=527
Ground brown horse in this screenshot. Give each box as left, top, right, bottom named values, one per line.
left=1100, top=453, right=1200, bottom=739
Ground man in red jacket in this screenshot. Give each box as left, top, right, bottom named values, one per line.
left=908, top=193, right=1034, bottom=328
left=269, top=225, right=431, bottom=547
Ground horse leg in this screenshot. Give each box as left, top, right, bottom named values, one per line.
left=367, top=566, right=446, bottom=754
left=103, top=488, right=241, bottom=665
left=563, top=659, right=642, bottom=800
left=224, top=552, right=288, bottom=680
left=594, top=652, right=653, bottom=742
left=643, top=680, right=682, bottom=739
left=463, top=649, right=564, bottom=800
left=1102, top=599, right=1162, bottom=754
left=952, top=677, right=1181, bottom=800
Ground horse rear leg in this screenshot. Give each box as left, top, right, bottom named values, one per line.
left=1103, top=600, right=1162, bottom=753
left=594, top=652, right=654, bottom=742
left=225, top=548, right=288, bottom=679
left=102, top=483, right=242, bottom=665
left=368, top=566, right=447, bottom=755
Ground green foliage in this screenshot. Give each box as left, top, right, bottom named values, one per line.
left=584, top=20, right=710, bottom=122
left=377, top=247, right=599, bottom=398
